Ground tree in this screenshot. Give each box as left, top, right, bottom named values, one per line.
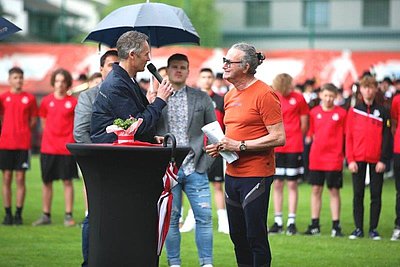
left=103, top=0, right=220, bottom=47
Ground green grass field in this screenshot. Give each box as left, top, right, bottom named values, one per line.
left=0, top=156, right=399, bottom=266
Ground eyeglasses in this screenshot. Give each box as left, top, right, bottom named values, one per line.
left=223, top=57, right=242, bottom=68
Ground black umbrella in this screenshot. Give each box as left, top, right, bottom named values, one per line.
left=0, top=17, right=21, bottom=40
left=83, top=2, right=200, bottom=48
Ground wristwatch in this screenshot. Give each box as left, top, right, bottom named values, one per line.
left=239, top=141, right=247, bottom=151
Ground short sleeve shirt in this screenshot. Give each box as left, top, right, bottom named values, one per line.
left=224, top=80, right=282, bottom=177
left=0, top=91, right=38, bottom=150
left=308, top=105, right=347, bottom=171
left=39, top=94, right=77, bottom=155
left=274, top=91, right=309, bottom=153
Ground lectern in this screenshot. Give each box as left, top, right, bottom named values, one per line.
left=67, top=143, right=189, bottom=267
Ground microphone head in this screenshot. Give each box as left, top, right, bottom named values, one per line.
left=147, top=63, right=157, bottom=72
left=147, top=63, right=163, bottom=83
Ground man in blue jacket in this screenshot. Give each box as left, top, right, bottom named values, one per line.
left=90, top=30, right=173, bottom=143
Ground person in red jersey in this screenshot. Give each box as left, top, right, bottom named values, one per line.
left=390, top=79, right=400, bottom=241
left=303, top=83, right=347, bottom=237
left=0, top=67, right=38, bottom=225
left=206, top=43, right=285, bottom=267
left=269, top=73, right=309, bottom=236
left=346, top=75, right=391, bottom=240
left=32, top=68, right=78, bottom=227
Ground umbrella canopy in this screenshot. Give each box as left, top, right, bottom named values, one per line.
left=83, top=3, right=200, bottom=48
left=157, top=133, right=179, bottom=255
left=0, top=17, right=21, bottom=40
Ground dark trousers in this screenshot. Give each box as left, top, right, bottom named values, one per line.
left=393, top=154, right=400, bottom=227
left=352, top=162, right=384, bottom=231
left=225, top=175, right=273, bottom=267
left=303, top=140, right=312, bottom=182
left=82, top=215, right=89, bottom=267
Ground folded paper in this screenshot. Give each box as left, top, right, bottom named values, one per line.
left=201, top=121, right=239, bottom=164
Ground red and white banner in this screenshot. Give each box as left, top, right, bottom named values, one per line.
left=1, top=44, right=400, bottom=95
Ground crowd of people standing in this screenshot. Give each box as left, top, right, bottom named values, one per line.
left=1, top=31, right=400, bottom=267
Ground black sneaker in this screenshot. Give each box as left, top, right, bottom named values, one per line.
left=269, top=223, right=283, bottom=234
left=349, top=228, right=364, bottom=239
left=2, top=214, right=13, bottom=225
left=369, top=229, right=381, bottom=240
left=13, top=214, right=23, bottom=225
left=286, top=223, right=297, bottom=236
left=304, top=225, right=320, bottom=235
left=331, top=227, right=344, bottom=237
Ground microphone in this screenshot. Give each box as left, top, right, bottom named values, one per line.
left=147, top=63, right=163, bottom=83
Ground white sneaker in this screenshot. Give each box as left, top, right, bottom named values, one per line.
left=202, top=264, right=213, bottom=267
left=170, top=265, right=181, bottom=267
left=391, top=227, right=400, bottom=241
left=217, top=209, right=229, bottom=234
left=180, top=209, right=195, bottom=232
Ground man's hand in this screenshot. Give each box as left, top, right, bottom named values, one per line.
left=375, top=161, right=386, bottom=173
left=217, top=137, right=241, bottom=152
left=348, top=161, right=358, bottom=173
left=154, top=136, right=164, bottom=144
left=156, top=79, right=174, bottom=102
left=304, top=136, right=312, bottom=145
left=205, top=143, right=220, bottom=158
left=146, top=89, right=157, bottom=103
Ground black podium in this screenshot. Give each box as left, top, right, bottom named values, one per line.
left=67, top=143, right=189, bottom=267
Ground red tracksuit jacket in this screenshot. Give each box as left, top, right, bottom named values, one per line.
left=346, top=101, right=391, bottom=164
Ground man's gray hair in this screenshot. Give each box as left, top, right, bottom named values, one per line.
left=232, top=43, right=265, bottom=75
left=116, top=31, right=149, bottom=60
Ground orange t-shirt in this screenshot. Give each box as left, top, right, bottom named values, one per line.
left=224, top=80, right=282, bottom=177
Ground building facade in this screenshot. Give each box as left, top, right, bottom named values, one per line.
left=0, top=0, right=108, bottom=42
left=216, top=0, right=400, bottom=50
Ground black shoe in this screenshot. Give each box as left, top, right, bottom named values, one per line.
left=13, top=214, right=23, bottom=225
left=2, top=214, right=13, bottom=225
left=369, top=229, right=382, bottom=240
left=269, top=223, right=283, bottom=234
left=331, top=227, right=344, bottom=237
left=304, top=225, right=320, bottom=235
left=286, top=223, right=297, bottom=235
left=349, top=228, right=364, bottom=239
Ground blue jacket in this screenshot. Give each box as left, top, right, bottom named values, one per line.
left=90, top=63, right=166, bottom=143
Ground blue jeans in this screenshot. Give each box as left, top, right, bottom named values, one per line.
left=165, top=170, right=213, bottom=266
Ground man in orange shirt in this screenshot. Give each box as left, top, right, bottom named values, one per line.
left=206, top=43, right=285, bottom=267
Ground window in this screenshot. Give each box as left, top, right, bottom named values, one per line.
left=28, top=13, right=58, bottom=41
left=246, top=1, right=270, bottom=27
left=363, top=0, right=389, bottom=27
left=303, top=0, right=329, bottom=28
